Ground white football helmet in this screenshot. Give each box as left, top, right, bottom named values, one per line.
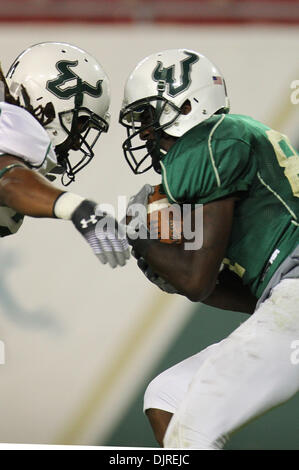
left=6, top=42, right=110, bottom=184
left=119, top=48, right=229, bottom=174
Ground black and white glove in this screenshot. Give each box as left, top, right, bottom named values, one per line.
left=137, top=257, right=179, bottom=294
left=54, top=193, right=130, bottom=268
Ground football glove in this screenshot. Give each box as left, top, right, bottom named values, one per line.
left=71, top=200, right=130, bottom=268
left=125, top=184, right=154, bottom=241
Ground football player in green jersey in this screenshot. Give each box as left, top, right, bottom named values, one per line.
left=119, top=49, right=299, bottom=449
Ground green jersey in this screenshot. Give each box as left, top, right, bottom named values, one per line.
left=160, top=113, right=299, bottom=298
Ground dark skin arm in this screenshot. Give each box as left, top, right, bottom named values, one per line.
left=0, top=155, right=63, bottom=217
left=131, top=196, right=257, bottom=314
left=131, top=196, right=236, bottom=303
left=202, top=267, right=257, bottom=314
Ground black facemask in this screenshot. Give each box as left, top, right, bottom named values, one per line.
left=119, top=97, right=181, bottom=175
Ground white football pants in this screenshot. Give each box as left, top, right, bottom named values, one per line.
left=143, top=279, right=299, bottom=449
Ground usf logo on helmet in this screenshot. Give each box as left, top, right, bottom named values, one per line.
left=120, top=48, right=229, bottom=174
left=46, top=60, right=103, bottom=99
left=152, top=51, right=199, bottom=97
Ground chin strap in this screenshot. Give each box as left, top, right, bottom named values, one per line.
left=55, top=150, right=76, bottom=186
left=155, top=65, right=168, bottom=118
left=151, top=71, right=167, bottom=173
left=55, top=78, right=85, bottom=186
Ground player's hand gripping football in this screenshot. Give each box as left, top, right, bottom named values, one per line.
left=72, top=199, right=130, bottom=268
left=125, top=184, right=179, bottom=293
left=125, top=184, right=154, bottom=241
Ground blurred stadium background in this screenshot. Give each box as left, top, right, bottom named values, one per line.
left=0, top=0, right=299, bottom=450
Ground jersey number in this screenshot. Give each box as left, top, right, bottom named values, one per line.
left=266, top=129, right=299, bottom=197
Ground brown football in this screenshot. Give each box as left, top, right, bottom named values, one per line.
left=147, top=185, right=182, bottom=244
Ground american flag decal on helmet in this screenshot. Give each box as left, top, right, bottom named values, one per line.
left=213, top=76, right=223, bottom=85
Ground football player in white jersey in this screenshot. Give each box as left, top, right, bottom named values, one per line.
left=0, top=42, right=129, bottom=268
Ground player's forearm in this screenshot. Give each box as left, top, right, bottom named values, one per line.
left=201, top=284, right=256, bottom=314
left=131, top=237, right=216, bottom=301
left=0, top=165, right=63, bottom=217
left=132, top=238, right=185, bottom=285
left=202, top=269, right=257, bottom=314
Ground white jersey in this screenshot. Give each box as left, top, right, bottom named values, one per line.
left=0, top=102, right=58, bottom=237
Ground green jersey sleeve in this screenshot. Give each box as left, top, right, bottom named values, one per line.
left=160, top=117, right=257, bottom=204
left=159, top=113, right=299, bottom=299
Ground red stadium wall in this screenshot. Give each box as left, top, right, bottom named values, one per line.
left=0, top=0, right=298, bottom=24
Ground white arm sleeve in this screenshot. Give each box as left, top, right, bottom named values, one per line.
left=0, top=102, right=57, bottom=172
left=0, top=102, right=58, bottom=237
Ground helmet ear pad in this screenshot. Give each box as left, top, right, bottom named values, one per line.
left=180, top=100, right=192, bottom=116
